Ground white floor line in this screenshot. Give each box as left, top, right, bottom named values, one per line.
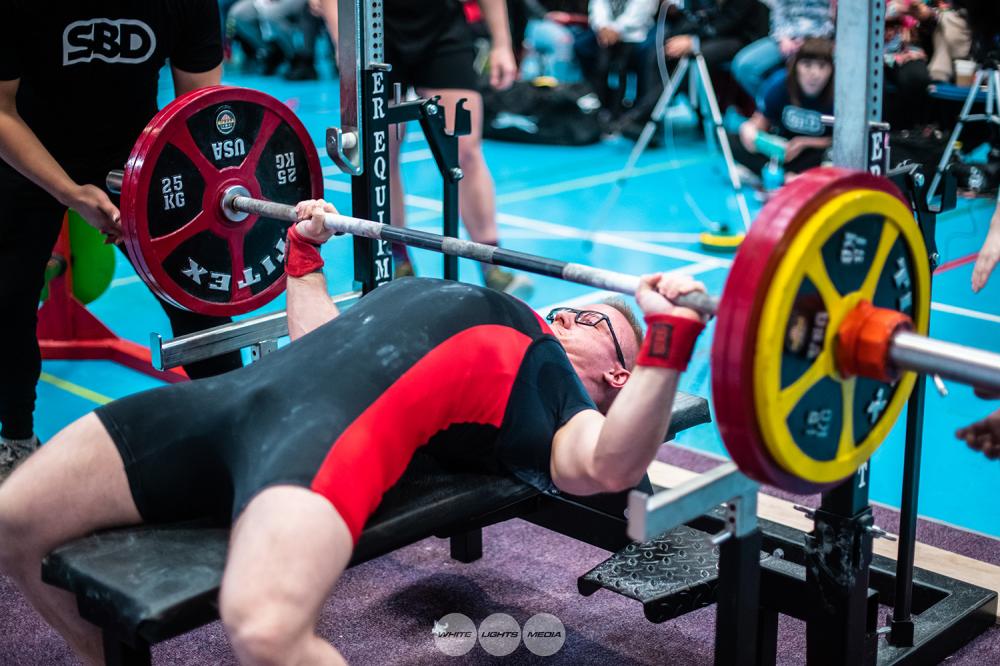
left=399, top=148, right=434, bottom=163
left=408, top=228, right=583, bottom=241
left=322, top=166, right=348, bottom=179
left=495, top=156, right=708, bottom=205
left=324, top=178, right=352, bottom=191
left=323, top=181, right=727, bottom=264
left=497, top=211, right=730, bottom=265
left=320, top=148, right=432, bottom=177
left=609, top=231, right=705, bottom=242
left=110, top=275, right=143, bottom=288
left=931, top=301, right=1000, bottom=325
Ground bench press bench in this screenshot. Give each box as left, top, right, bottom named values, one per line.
left=39, top=305, right=712, bottom=665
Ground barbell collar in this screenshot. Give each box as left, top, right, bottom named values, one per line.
left=889, top=331, right=1000, bottom=393
left=227, top=194, right=723, bottom=314
left=107, top=169, right=124, bottom=196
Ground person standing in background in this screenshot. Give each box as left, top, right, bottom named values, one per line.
left=0, top=1, right=244, bottom=482
left=316, top=0, right=534, bottom=296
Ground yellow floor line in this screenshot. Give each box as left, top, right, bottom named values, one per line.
left=39, top=372, right=113, bottom=405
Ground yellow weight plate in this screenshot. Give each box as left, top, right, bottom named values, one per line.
left=751, top=188, right=930, bottom=485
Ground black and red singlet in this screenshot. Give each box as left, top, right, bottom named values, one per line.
left=95, top=278, right=596, bottom=541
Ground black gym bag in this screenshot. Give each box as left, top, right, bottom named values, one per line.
left=482, top=79, right=603, bottom=146
left=889, top=126, right=952, bottom=176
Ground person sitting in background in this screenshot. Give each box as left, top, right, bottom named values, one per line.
left=229, top=0, right=314, bottom=77
left=923, top=2, right=973, bottom=83
left=731, top=0, right=835, bottom=100
left=277, top=1, right=323, bottom=81
left=883, top=0, right=934, bottom=129
left=574, top=0, right=659, bottom=121
left=615, top=0, right=770, bottom=140
left=730, top=37, right=834, bottom=180
left=518, top=0, right=590, bottom=82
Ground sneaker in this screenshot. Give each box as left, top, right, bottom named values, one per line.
left=485, top=267, right=534, bottom=300
left=0, top=435, right=39, bottom=484
left=283, top=55, right=319, bottom=81
left=394, top=260, right=416, bottom=279
left=257, top=43, right=285, bottom=76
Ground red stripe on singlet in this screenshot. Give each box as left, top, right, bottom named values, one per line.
left=310, top=325, right=533, bottom=543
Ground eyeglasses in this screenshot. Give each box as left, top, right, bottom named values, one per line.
left=546, top=307, right=627, bottom=368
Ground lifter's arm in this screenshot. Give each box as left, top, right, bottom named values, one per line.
left=286, top=200, right=343, bottom=341
left=550, top=275, right=706, bottom=495
left=0, top=79, right=122, bottom=240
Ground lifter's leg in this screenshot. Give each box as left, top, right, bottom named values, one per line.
left=220, top=486, right=353, bottom=666
left=0, top=413, right=142, bottom=664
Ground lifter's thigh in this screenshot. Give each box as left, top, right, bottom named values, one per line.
left=220, top=486, right=353, bottom=661
left=0, top=413, right=141, bottom=559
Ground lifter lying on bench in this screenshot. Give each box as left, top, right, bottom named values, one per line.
left=0, top=199, right=711, bottom=666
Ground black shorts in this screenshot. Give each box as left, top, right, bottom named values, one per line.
left=92, top=364, right=348, bottom=527
left=384, top=6, right=479, bottom=92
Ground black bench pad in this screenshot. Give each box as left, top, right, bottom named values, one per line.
left=43, top=453, right=539, bottom=644
left=666, top=391, right=711, bottom=438
left=42, top=391, right=710, bottom=645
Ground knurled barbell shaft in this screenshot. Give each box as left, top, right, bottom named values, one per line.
left=228, top=193, right=723, bottom=312
left=106, top=168, right=1000, bottom=393
left=230, top=194, right=1000, bottom=391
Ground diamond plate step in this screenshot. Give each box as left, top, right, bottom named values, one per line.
left=578, top=524, right=792, bottom=624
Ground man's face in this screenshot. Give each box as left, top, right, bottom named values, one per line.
left=547, top=304, right=639, bottom=407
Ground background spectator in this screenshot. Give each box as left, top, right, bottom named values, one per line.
left=731, top=0, right=835, bottom=99
left=575, top=0, right=659, bottom=121
left=730, top=37, right=834, bottom=178
left=229, top=0, right=316, bottom=78
left=926, top=3, right=972, bottom=83
left=883, top=0, right=933, bottom=129
left=518, top=0, right=591, bottom=81
left=616, top=0, right=770, bottom=138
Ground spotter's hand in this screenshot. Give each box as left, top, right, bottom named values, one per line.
left=956, top=408, right=1000, bottom=461
left=293, top=199, right=341, bottom=245
left=66, top=184, right=123, bottom=244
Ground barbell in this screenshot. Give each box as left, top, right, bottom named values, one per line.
left=109, top=85, right=1000, bottom=494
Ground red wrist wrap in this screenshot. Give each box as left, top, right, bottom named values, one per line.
left=285, top=224, right=324, bottom=278
left=637, top=314, right=705, bottom=371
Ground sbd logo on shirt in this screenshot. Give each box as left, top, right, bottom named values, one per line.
left=63, top=19, right=157, bottom=66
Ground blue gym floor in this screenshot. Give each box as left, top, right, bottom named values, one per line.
left=37, top=62, right=1000, bottom=539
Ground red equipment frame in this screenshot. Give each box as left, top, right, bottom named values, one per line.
left=36, top=216, right=188, bottom=383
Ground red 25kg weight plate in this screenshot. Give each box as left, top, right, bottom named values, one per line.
left=120, top=86, right=323, bottom=316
